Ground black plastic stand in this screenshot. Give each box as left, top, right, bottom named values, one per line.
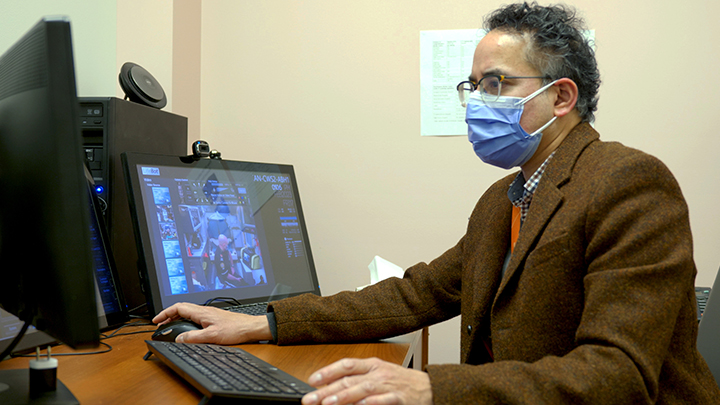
left=0, top=369, right=78, bottom=404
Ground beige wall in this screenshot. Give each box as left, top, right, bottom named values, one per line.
left=172, top=0, right=202, bottom=142
left=116, top=0, right=175, bottom=111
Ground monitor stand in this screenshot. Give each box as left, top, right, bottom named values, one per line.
left=0, top=369, right=78, bottom=404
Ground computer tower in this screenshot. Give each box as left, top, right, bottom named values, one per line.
left=79, top=97, right=188, bottom=311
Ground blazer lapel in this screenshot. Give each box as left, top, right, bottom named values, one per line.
left=495, top=123, right=600, bottom=299
left=465, top=174, right=515, bottom=323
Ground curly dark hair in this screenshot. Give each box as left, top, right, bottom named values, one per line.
left=484, top=2, right=600, bottom=122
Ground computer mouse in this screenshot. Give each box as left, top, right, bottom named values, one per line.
left=152, top=319, right=202, bottom=342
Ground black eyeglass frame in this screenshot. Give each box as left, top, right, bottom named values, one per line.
left=457, top=75, right=551, bottom=105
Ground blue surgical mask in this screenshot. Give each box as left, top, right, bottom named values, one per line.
left=466, top=80, right=558, bottom=169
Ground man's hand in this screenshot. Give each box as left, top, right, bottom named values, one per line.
left=152, top=302, right=272, bottom=344
left=301, top=357, right=432, bottom=405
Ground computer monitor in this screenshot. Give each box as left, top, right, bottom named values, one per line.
left=122, top=152, right=322, bottom=316
left=0, top=16, right=100, bottom=402
left=0, top=166, right=128, bottom=360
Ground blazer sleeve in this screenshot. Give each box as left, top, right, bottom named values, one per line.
left=268, top=239, right=464, bottom=345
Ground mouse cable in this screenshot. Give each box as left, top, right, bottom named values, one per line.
left=102, top=319, right=156, bottom=339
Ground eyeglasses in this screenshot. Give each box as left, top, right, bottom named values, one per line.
left=456, top=75, right=550, bottom=106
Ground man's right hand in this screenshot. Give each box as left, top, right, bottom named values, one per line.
left=152, top=302, right=273, bottom=344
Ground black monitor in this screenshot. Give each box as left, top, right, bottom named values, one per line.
left=0, top=167, right=128, bottom=359
left=122, top=152, right=322, bottom=316
left=0, top=16, right=100, bottom=402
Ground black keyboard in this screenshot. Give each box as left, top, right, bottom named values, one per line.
left=145, top=341, right=314, bottom=403
left=224, top=302, right=269, bottom=316
left=697, top=287, right=712, bottom=322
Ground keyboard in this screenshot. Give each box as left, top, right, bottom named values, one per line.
left=697, top=286, right=712, bottom=322
left=145, top=340, right=314, bottom=403
left=224, top=302, right=269, bottom=316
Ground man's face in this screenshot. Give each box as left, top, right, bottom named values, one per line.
left=470, top=30, right=555, bottom=136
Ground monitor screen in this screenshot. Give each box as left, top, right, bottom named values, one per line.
left=0, top=17, right=99, bottom=350
left=123, top=152, right=321, bottom=315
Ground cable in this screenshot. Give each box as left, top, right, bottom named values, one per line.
left=102, top=320, right=155, bottom=339
left=0, top=320, right=30, bottom=362
left=12, top=341, right=112, bottom=357
left=9, top=320, right=156, bottom=359
left=127, top=303, right=148, bottom=317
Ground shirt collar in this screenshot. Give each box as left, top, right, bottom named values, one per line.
left=507, top=151, right=556, bottom=220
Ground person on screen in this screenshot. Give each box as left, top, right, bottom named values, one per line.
left=191, top=271, right=207, bottom=292
left=152, top=2, right=720, bottom=404
left=214, top=234, right=244, bottom=288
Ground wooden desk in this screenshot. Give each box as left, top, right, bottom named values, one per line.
left=0, top=324, right=422, bottom=404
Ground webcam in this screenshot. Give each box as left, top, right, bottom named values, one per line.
left=119, top=62, right=167, bottom=109
left=187, top=140, right=222, bottom=161
left=192, top=140, right=210, bottom=158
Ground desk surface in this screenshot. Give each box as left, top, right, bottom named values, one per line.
left=0, top=324, right=421, bottom=404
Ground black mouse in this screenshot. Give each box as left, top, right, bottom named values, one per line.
left=152, top=319, right=202, bottom=342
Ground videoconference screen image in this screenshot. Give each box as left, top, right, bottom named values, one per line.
left=134, top=162, right=317, bottom=308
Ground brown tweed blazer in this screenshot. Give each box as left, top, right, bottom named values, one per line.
left=269, top=123, right=720, bottom=404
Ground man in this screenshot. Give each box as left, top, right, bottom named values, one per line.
left=213, top=234, right=244, bottom=288
left=154, top=3, right=720, bottom=404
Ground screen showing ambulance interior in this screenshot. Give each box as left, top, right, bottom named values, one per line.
left=136, top=163, right=315, bottom=308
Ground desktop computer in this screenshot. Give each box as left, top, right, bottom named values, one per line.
left=79, top=97, right=188, bottom=311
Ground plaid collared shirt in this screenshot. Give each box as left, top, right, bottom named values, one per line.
left=507, top=151, right=556, bottom=224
